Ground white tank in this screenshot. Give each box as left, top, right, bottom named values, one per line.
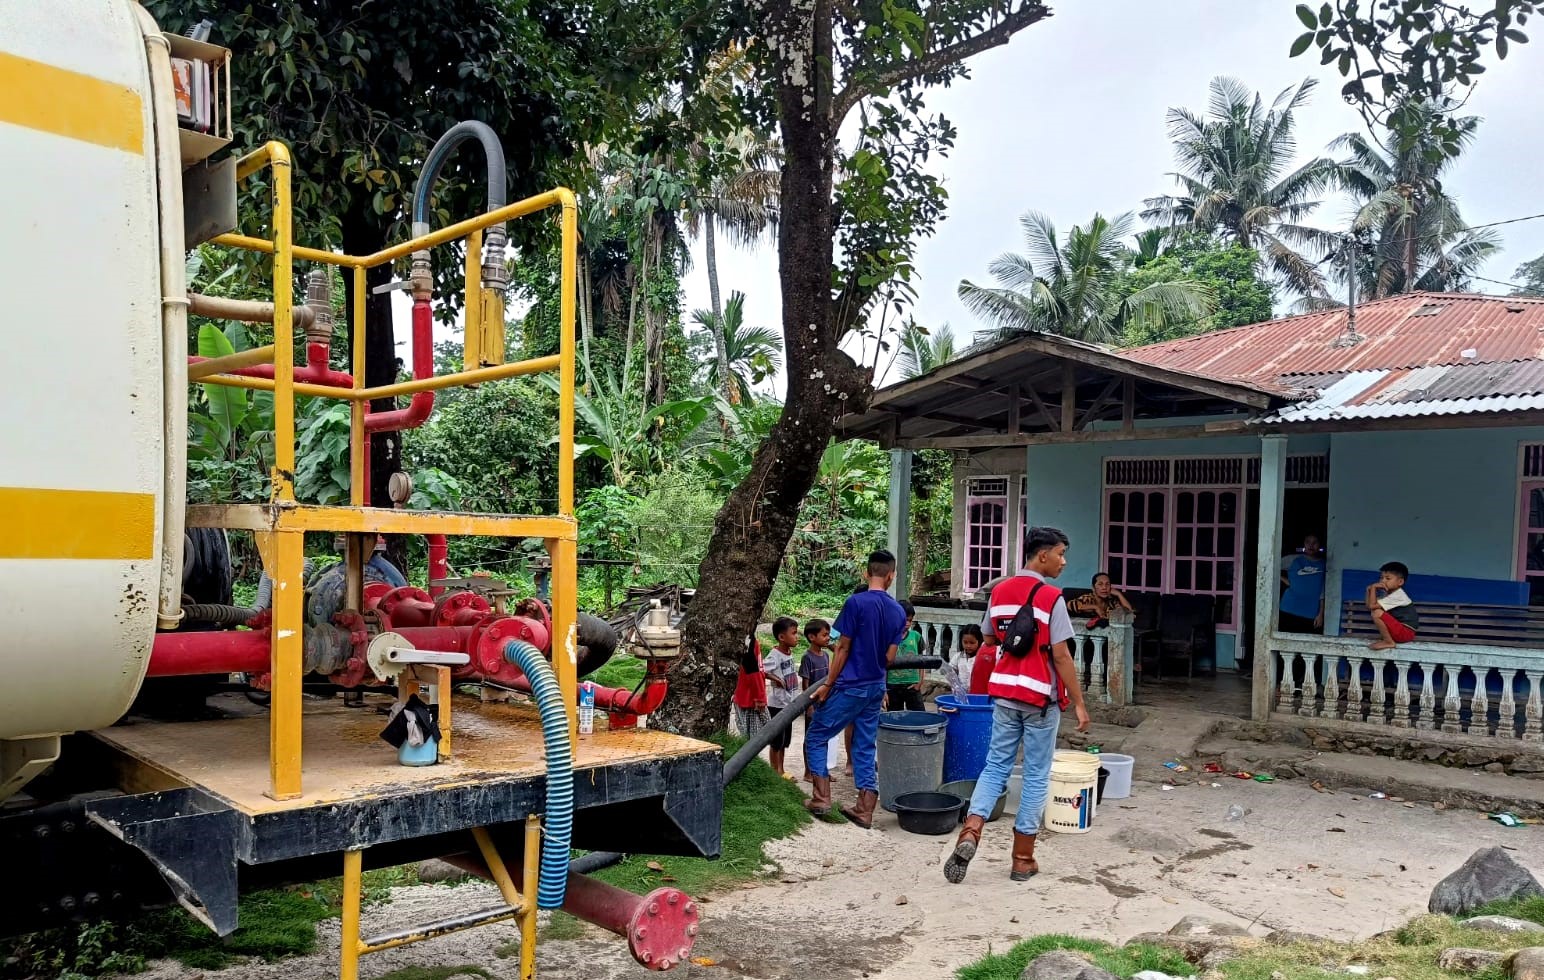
left=0, top=1, right=168, bottom=742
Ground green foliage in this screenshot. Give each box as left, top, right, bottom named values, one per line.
left=576, top=485, right=643, bottom=562
left=897, top=320, right=957, bottom=379
left=1118, top=233, right=1275, bottom=346
left=631, top=472, right=722, bottom=583
left=955, top=936, right=1192, bottom=980
left=1143, top=77, right=1337, bottom=298
left=691, top=291, right=783, bottom=403
left=1463, top=894, right=1544, bottom=924
left=784, top=441, right=890, bottom=593
left=583, top=733, right=812, bottom=895
left=960, top=211, right=1214, bottom=345
left=1516, top=253, right=1544, bottom=297
left=587, top=653, right=646, bottom=690
left=293, top=402, right=352, bottom=504
left=1293, top=0, right=1535, bottom=158
left=373, top=967, right=489, bottom=980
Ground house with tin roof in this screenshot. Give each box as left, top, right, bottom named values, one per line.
left=838, top=291, right=1544, bottom=740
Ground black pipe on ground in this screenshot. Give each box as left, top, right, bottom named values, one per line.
left=570, top=655, right=944, bottom=874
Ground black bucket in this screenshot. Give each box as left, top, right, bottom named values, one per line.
left=1097, top=767, right=1110, bottom=805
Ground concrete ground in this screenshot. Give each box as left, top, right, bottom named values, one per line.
left=136, top=686, right=1544, bottom=980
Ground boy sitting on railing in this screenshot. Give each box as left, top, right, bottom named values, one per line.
left=1367, top=561, right=1419, bottom=651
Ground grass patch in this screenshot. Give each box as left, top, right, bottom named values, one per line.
left=960, top=915, right=1541, bottom=980
left=956, top=935, right=1192, bottom=980
left=538, top=911, right=589, bottom=942
left=579, top=733, right=813, bottom=896
left=587, top=653, right=645, bottom=691
left=1463, top=894, right=1544, bottom=925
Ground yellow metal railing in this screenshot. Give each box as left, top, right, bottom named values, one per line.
left=194, top=142, right=580, bottom=800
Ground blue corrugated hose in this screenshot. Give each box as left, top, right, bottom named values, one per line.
left=502, top=640, right=573, bottom=909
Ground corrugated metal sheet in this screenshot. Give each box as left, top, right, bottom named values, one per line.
left=1258, top=360, right=1544, bottom=422
left=1126, top=293, right=1544, bottom=384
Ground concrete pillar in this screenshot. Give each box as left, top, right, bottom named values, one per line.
left=1252, top=434, right=1287, bottom=722
left=888, top=449, right=913, bottom=598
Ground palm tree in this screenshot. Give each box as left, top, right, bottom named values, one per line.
left=1143, top=77, right=1337, bottom=298
left=958, top=211, right=1213, bottom=346
left=897, top=320, right=957, bottom=379
left=691, top=291, right=782, bottom=403
left=1330, top=105, right=1499, bottom=297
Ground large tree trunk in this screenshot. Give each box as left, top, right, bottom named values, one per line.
left=704, top=213, right=734, bottom=401
left=653, top=0, right=874, bottom=738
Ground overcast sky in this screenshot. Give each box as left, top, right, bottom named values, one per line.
left=680, top=0, right=1544, bottom=395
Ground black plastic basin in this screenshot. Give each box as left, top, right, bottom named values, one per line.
left=893, top=791, right=966, bottom=835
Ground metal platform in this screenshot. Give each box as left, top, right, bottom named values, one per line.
left=75, top=695, right=722, bottom=934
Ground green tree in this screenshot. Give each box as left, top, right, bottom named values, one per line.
left=1516, top=254, right=1544, bottom=297
left=959, top=211, right=1214, bottom=345
left=1293, top=1, right=1536, bottom=155
left=655, top=0, right=1058, bottom=737
left=691, top=292, right=783, bottom=404
left=147, top=0, right=684, bottom=507
left=897, top=320, right=957, bottom=378
left=1330, top=105, right=1500, bottom=297
left=1117, top=234, right=1274, bottom=346
left=1143, top=77, right=1337, bottom=298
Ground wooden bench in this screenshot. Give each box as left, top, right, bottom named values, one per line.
left=1339, top=600, right=1544, bottom=648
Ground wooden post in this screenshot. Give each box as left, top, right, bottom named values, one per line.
left=1006, top=384, right=1022, bottom=435
left=888, top=449, right=913, bottom=597
left=1252, top=434, right=1287, bottom=722
left=1122, top=378, right=1135, bottom=431
left=1060, top=362, right=1076, bottom=433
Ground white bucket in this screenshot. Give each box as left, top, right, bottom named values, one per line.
left=1099, top=753, right=1135, bottom=800
left=1045, top=751, right=1099, bottom=834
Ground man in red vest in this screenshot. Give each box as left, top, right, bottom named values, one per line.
left=943, top=526, right=1090, bottom=884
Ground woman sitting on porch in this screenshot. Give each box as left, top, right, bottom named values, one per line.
left=1069, top=572, right=1132, bottom=627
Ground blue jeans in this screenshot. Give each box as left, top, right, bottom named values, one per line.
left=970, top=701, right=1061, bottom=835
left=804, top=682, right=886, bottom=791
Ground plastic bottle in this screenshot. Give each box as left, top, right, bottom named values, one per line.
left=1226, top=804, right=1247, bottom=822
left=578, top=681, right=596, bottom=736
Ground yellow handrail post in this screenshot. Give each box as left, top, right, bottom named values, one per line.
left=350, top=265, right=367, bottom=507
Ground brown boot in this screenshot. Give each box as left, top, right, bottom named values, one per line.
left=840, top=789, right=879, bottom=829
left=1010, top=831, right=1039, bottom=881
left=943, top=814, right=985, bottom=884
left=804, top=774, right=832, bottom=816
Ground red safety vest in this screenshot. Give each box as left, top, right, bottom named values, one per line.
left=985, top=576, right=1068, bottom=710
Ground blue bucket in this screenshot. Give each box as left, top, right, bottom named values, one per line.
left=938, top=694, right=994, bottom=783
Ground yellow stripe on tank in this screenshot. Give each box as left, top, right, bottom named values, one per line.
left=0, top=51, right=144, bottom=154
left=0, top=487, right=156, bottom=559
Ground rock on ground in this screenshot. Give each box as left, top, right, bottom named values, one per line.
left=1509, top=947, right=1544, bottom=980
left=1021, top=949, right=1119, bottom=980
left=1429, top=847, right=1544, bottom=915
left=1463, top=914, right=1544, bottom=934
left=1437, top=947, right=1506, bottom=972
left=1167, top=915, right=1251, bottom=937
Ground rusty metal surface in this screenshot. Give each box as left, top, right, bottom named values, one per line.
left=1127, top=293, right=1544, bottom=383
left=94, top=695, right=716, bottom=816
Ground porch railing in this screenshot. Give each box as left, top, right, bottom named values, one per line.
left=1270, top=633, right=1544, bottom=738
left=911, top=605, right=1133, bottom=706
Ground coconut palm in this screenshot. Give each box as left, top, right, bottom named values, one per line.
left=958, top=211, right=1213, bottom=346
left=691, top=291, right=782, bottom=403
left=1330, top=105, right=1499, bottom=297
left=1143, top=77, right=1337, bottom=298
left=897, top=320, right=957, bottom=379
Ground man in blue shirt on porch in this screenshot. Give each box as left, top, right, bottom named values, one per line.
left=1279, top=533, right=1327, bottom=633
left=803, top=549, right=908, bottom=829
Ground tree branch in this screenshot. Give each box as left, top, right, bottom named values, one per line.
left=831, top=1, right=1052, bottom=125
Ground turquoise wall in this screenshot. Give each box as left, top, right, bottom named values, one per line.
left=1322, top=426, right=1544, bottom=632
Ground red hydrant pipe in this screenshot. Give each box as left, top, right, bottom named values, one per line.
left=364, top=297, right=435, bottom=433
left=186, top=343, right=354, bottom=389
left=427, top=535, right=449, bottom=597
left=148, top=629, right=271, bottom=676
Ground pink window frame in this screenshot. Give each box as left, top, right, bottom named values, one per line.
left=966, top=489, right=1009, bottom=591
left=1168, top=486, right=1241, bottom=629
left=1517, top=480, right=1544, bottom=605
left=1102, top=488, right=1168, bottom=594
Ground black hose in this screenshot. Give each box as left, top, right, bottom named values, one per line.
left=182, top=602, right=258, bottom=627
left=411, top=121, right=507, bottom=232
left=569, top=655, right=943, bottom=874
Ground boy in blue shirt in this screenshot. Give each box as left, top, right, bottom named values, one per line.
left=803, top=550, right=908, bottom=828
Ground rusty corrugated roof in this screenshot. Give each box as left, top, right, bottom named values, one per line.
left=1125, top=292, right=1544, bottom=385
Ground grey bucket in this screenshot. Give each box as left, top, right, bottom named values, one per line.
left=877, top=710, right=945, bottom=812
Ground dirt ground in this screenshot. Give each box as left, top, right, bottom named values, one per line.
left=133, top=770, right=1544, bottom=980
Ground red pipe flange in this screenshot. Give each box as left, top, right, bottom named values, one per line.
left=434, top=590, right=491, bottom=628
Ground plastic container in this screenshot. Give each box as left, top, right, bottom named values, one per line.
left=1004, top=764, right=1024, bottom=816
left=936, top=694, right=994, bottom=782
left=893, top=791, right=966, bottom=835
left=1044, top=750, right=1100, bottom=834
left=938, top=778, right=1007, bottom=822
left=578, top=681, right=596, bottom=736
left=1098, top=753, right=1134, bottom=800
left=877, top=710, right=945, bottom=812
left=398, top=737, right=438, bottom=766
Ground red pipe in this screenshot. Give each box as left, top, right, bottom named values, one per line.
left=148, top=629, right=271, bottom=676
left=507, top=675, right=669, bottom=724
left=364, top=297, right=435, bottom=433
left=427, top=534, right=449, bottom=597
left=186, top=344, right=354, bottom=388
